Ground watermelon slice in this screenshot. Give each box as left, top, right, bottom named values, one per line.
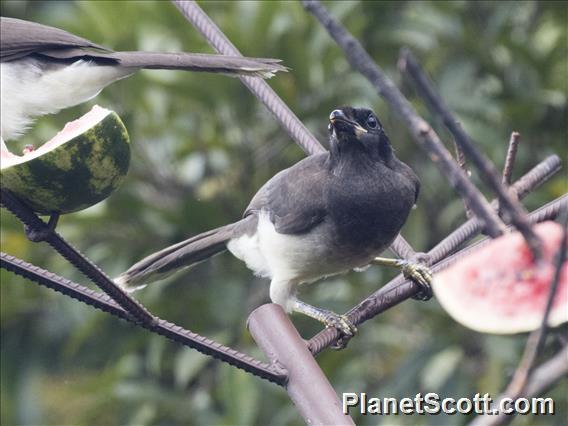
left=1, top=105, right=130, bottom=215
left=433, top=221, right=567, bottom=334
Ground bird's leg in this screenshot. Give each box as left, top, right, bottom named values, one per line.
left=25, top=212, right=60, bottom=242
left=372, top=257, right=433, bottom=300
left=292, top=298, right=357, bottom=349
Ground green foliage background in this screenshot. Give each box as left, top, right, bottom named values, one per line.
left=1, top=1, right=566, bottom=425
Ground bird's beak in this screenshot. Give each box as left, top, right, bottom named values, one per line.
left=329, top=109, right=367, bottom=137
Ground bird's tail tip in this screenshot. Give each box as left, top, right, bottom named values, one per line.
left=252, top=61, right=289, bottom=79
left=114, top=273, right=147, bottom=293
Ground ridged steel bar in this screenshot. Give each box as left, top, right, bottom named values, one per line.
left=399, top=49, right=542, bottom=259
left=303, top=0, right=507, bottom=238
left=171, top=0, right=416, bottom=261
left=172, top=0, right=324, bottom=156
left=0, top=253, right=287, bottom=385
left=0, top=187, right=154, bottom=325
left=307, top=194, right=567, bottom=354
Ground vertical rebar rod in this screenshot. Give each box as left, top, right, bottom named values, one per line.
left=248, top=304, right=354, bottom=425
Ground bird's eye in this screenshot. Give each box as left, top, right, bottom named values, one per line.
left=367, top=115, right=378, bottom=129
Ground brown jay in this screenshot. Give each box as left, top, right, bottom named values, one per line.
left=116, top=107, right=432, bottom=341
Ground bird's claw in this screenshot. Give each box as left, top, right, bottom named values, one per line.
left=400, top=260, right=433, bottom=301
left=322, top=312, right=357, bottom=350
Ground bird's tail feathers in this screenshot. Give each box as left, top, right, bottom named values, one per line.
left=115, top=220, right=242, bottom=291
left=113, top=51, right=287, bottom=78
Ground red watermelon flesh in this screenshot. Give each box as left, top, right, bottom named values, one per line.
left=433, top=221, right=567, bottom=334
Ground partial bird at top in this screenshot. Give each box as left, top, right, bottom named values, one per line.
left=0, top=16, right=286, bottom=145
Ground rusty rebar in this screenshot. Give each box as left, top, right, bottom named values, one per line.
left=0, top=252, right=287, bottom=385
left=399, top=48, right=542, bottom=259
left=503, top=132, right=521, bottom=186
left=248, top=304, right=354, bottom=425
left=307, top=194, right=567, bottom=354
left=172, top=0, right=324, bottom=156
left=303, top=0, right=507, bottom=239
left=0, top=188, right=155, bottom=326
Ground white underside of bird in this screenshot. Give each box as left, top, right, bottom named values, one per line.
left=227, top=211, right=368, bottom=312
left=1, top=59, right=133, bottom=143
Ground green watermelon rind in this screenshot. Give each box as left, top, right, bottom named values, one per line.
left=1, top=111, right=130, bottom=215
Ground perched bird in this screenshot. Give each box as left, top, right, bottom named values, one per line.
left=116, top=107, right=431, bottom=340
left=0, top=16, right=286, bottom=145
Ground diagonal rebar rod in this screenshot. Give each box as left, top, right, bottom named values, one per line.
left=0, top=187, right=155, bottom=326
left=171, top=0, right=418, bottom=260
left=302, top=0, right=507, bottom=238
left=501, top=213, right=567, bottom=399
left=0, top=252, right=288, bottom=386
left=389, top=236, right=418, bottom=260
left=172, top=0, right=324, bottom=156
left=308, top=194, right=567, bottom=354
left=428, top=154, right=561, bottom=263
left=452, top=136, right=474, bottom=219
left=469, top=346, right=568, bottom=426
left=399, top=49, right=542, bottom=259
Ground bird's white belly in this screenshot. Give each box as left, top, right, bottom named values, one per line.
left=227, top=211, right=349, bottom=284
left=1, top=59, right=132, bottom=141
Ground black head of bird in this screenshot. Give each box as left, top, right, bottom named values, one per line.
left=328, top=107, right=395, bottom=166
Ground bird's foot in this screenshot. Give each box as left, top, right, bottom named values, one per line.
left=321, top=311, right=357, bottom=349
left=372, top=256, right=433, bottom=301
left=399, top=260, right=433, bottom=301
left=292, top=299, right=357, bottom=349
left=25, top=212, right=59, bottom=242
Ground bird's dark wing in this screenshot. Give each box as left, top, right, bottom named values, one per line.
left=0, top=17, right=111, bottom=62
left=245, top=153, right=331, bottom=235
left=392, top=157, right=421, bottom=204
